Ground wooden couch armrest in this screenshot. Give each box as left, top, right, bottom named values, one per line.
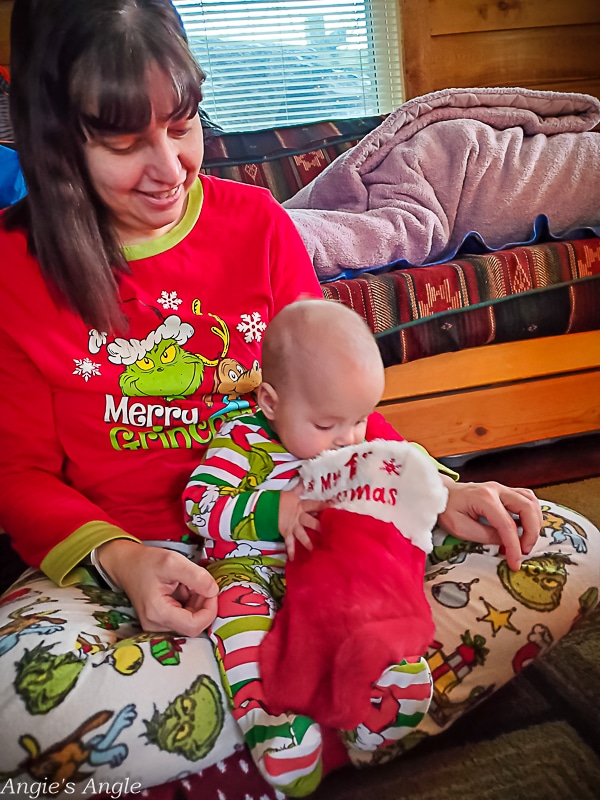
left=378, top=330, right=600, bottom=458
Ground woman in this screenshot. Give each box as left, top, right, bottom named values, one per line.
left=0, top=0, right=597, bottom=795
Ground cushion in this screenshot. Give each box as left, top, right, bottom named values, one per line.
left=201, top=115, right=386, bottom=203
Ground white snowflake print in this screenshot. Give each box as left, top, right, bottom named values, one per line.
left=237, top=311, right=267, bottom=343
left=73, top=358, right=101, bottom=382
left=157, top=290, right=183, bottom=311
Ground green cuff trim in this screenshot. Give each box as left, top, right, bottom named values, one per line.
left=41, top=522, right=140, bottom=586
left=410, top=441, right=459, bottom=481
left=253, top=491, right=282, bottom=542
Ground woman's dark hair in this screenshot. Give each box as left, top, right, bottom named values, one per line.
left=5, top=0, right=205, bottom=332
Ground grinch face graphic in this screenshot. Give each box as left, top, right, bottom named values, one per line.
left=497, top=553, right=572, bottom=612
left=102, top=313, right=229, bottom=400
left=143, top=674, right=225, bottom=760
left=15, top=643, right=84, bottom=714
left=119, top=339, right=205, bottom=398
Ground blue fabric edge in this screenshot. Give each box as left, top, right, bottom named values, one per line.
left=0, top=145, right=27, bottom=208
left=319, top=215, right=600, bottom=283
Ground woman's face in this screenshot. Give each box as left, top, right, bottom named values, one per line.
left=84, top=68, right=204, bottom=246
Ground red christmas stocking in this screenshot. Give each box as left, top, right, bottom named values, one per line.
left=259, top=440, right=447, bottom=731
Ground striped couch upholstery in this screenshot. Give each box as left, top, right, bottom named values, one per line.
left=201, top=115, right=600, bottom=366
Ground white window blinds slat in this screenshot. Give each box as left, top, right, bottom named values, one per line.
left=174, top=0, right=403, bottom=131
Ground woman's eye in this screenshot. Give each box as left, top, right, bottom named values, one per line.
left=170, top=125, right=191, bottom=138
left=101, top=137, right=138, bottom=154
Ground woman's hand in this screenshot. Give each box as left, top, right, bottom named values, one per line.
left=438, top=476, right=542, bottom=572
left=96, top=539, right=219, bottom=636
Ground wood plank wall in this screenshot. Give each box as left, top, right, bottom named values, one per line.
left=0, top=0, right=11, bottom=70
left=0, top=0, right=599, bottom=102
left=400, top=0, right=600, bottom=100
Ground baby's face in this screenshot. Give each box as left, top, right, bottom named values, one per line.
left=276, top=402, right=370, bottom=460
left=272, top=362, right=383, bottom=460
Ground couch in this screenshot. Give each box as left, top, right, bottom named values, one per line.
left=201, top=97, right=600, bottom=464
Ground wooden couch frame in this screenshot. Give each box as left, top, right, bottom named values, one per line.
left=378, top=329, right=600, bottom=459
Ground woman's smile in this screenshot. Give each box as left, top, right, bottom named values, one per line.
left=137, top=183, right=184, bottom=206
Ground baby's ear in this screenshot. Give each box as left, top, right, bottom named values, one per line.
left=256, top=382, right=278, bottom=419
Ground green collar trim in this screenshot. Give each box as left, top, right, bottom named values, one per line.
left=123, top=177, right=203, bottom=262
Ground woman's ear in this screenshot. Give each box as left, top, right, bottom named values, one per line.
left=257, top=381, right=278, bottom=420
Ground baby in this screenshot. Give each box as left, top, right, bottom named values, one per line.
left=256, top=296, right=388, bottom=558
left=183, top=299, right=447, bottom=796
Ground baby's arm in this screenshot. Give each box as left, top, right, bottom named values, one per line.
left=184, top=416, right=293, bottom=549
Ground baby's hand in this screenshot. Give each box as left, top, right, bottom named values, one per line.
left=278, top=483, right=326, bottom=560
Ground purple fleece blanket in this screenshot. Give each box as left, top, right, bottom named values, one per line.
left=283, top=87, right=600, bottom=280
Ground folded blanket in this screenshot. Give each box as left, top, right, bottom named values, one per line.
left=283, top=87, right=600, bottom=279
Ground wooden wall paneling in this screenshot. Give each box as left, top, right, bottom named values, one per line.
left=400, top=0, right=600, bottom=100
left=422, top=24, right=600, bottom=94
left=399, top=0, right=435, bottom=100
left=429, top=0, right=600, bottom=37
left=536, top=78, right=600, bottom=98
left=0, top=0, right=12, bottom=70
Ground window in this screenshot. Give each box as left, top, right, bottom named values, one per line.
left=174, top=1, right=403, bottom=131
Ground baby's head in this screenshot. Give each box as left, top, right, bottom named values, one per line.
left=257, top=299, right=385, bottom=459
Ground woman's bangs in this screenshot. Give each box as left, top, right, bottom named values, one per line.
left=72, top=48, right=153, bottom=136
left=72, top=42, right=204, bottom=136
left=164, top=59, right=204, bottom=121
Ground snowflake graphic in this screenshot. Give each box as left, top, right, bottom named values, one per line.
left=157, top=291, right=182, bottom=311
left=73, top=358, right=101, bottom=382
left=237, top=311, right=267, bottom=343
left=381, top=458, right=402, bottom=475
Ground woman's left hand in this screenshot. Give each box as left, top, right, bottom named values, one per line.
left=438, top=476, right=543, bottom=571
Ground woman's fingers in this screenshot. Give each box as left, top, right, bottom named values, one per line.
left=441, top=480, right=542, bottom=572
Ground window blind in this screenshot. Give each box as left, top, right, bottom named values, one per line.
left=174, top=0, right=404, bottom=131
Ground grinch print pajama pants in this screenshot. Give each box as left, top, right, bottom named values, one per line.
left=0, top=499, right=598, bottom=796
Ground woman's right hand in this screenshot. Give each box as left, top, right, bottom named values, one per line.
left=96, top=539, right=219, bottom=637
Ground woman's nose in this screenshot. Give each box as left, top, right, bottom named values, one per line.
left=148, top=135, right=184, bottom=183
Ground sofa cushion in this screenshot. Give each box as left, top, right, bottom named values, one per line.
left=201, top=115, right=386, bottom=203
left=322, top=238, right=600, bottom=365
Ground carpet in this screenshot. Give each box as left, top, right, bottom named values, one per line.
left=536, top=478, right=600, bottom=529
left=314, top=476, right=600, bottom=800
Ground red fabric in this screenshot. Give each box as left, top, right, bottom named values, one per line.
left=259, top=507, right=434, bottom=730
left=323, top=239, right=600, bottom=367
left=0, top=175, right=321, bottom=569
left=96, top=747, right=280, bottom=800
left=366, top=410, right=404, bottom=442
left=104, top=736, right=351, bottom=800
